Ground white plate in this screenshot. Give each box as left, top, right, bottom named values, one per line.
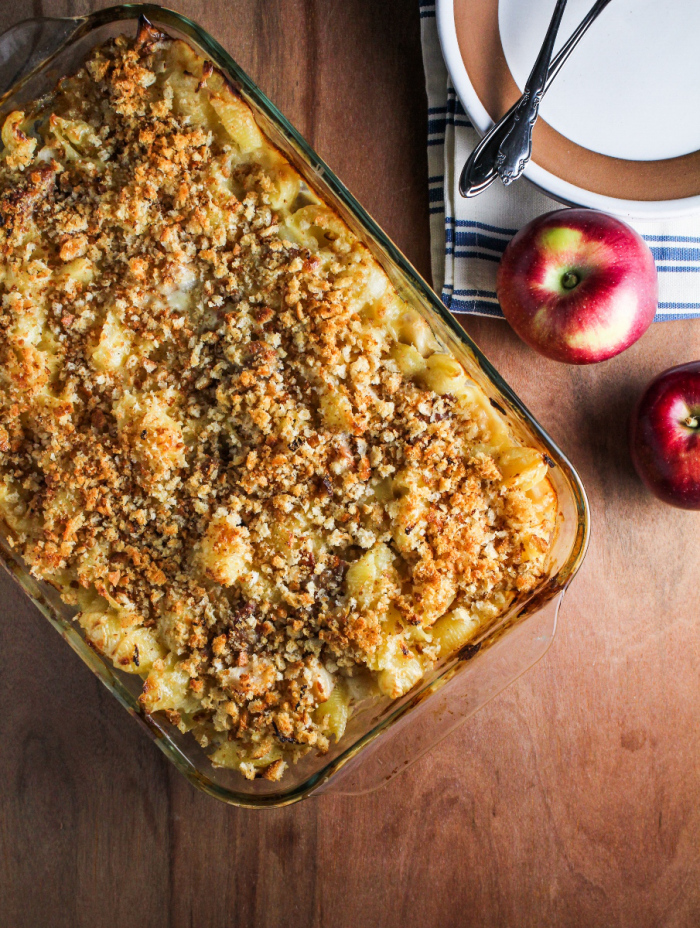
left=436, top=0, right=700, bottom=219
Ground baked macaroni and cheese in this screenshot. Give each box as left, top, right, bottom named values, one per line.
left=0, top=24, right=556, bottom=782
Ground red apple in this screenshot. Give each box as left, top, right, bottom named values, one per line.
left=496, top=208, right=658, bottom=364
left=630, top=362, right=700, bottom=510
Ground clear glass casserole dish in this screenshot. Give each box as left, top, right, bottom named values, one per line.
left=0, top=3, right=589, bottom=808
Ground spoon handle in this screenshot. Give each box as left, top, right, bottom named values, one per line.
left=459, top=0, right=613, bottom=198
left=495, top=0, right=569, bottom=185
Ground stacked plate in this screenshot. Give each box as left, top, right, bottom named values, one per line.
left=436, top=0, right=700, bottom=218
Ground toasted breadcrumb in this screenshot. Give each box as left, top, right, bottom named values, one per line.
left=0, top=27, right=556, bottom=781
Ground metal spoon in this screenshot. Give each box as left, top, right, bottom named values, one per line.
left=459, top=0, right=614, bottom=198
left=495, top=0, right=569, bottom=185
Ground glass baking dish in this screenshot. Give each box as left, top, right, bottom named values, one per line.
left=0, top=3, right=589, bottom=808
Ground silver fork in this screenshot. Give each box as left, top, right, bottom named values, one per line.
left=459, top=0, right=614, bottom=198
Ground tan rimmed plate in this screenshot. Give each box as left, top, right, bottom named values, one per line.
left=436, top=0, right=700, bottom=219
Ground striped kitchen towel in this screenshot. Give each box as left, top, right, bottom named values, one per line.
left=420, top=1, right=700, bottom=321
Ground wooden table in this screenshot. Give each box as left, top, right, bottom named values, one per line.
left=2, top=2, right=699, bottom=926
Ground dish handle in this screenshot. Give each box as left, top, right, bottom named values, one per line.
left=319, top=590, right=564, bottom=797
left=0, top=16, right=85, bottom=101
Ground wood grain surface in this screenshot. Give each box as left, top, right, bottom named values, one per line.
left=1, top=3, right=700, bottom=927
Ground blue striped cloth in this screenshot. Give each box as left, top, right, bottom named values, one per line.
left=420, top=1, right=700, bottom=321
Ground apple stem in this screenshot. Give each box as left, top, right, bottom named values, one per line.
left=562, top=271, right=579, bottom=291
left=684, top=415, right=699, bottom=429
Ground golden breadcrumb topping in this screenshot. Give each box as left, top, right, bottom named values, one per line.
left=0, top=25, right=556, bottom=781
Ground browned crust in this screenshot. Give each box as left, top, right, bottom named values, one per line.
left=0, top=31, right=555, bottom=777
